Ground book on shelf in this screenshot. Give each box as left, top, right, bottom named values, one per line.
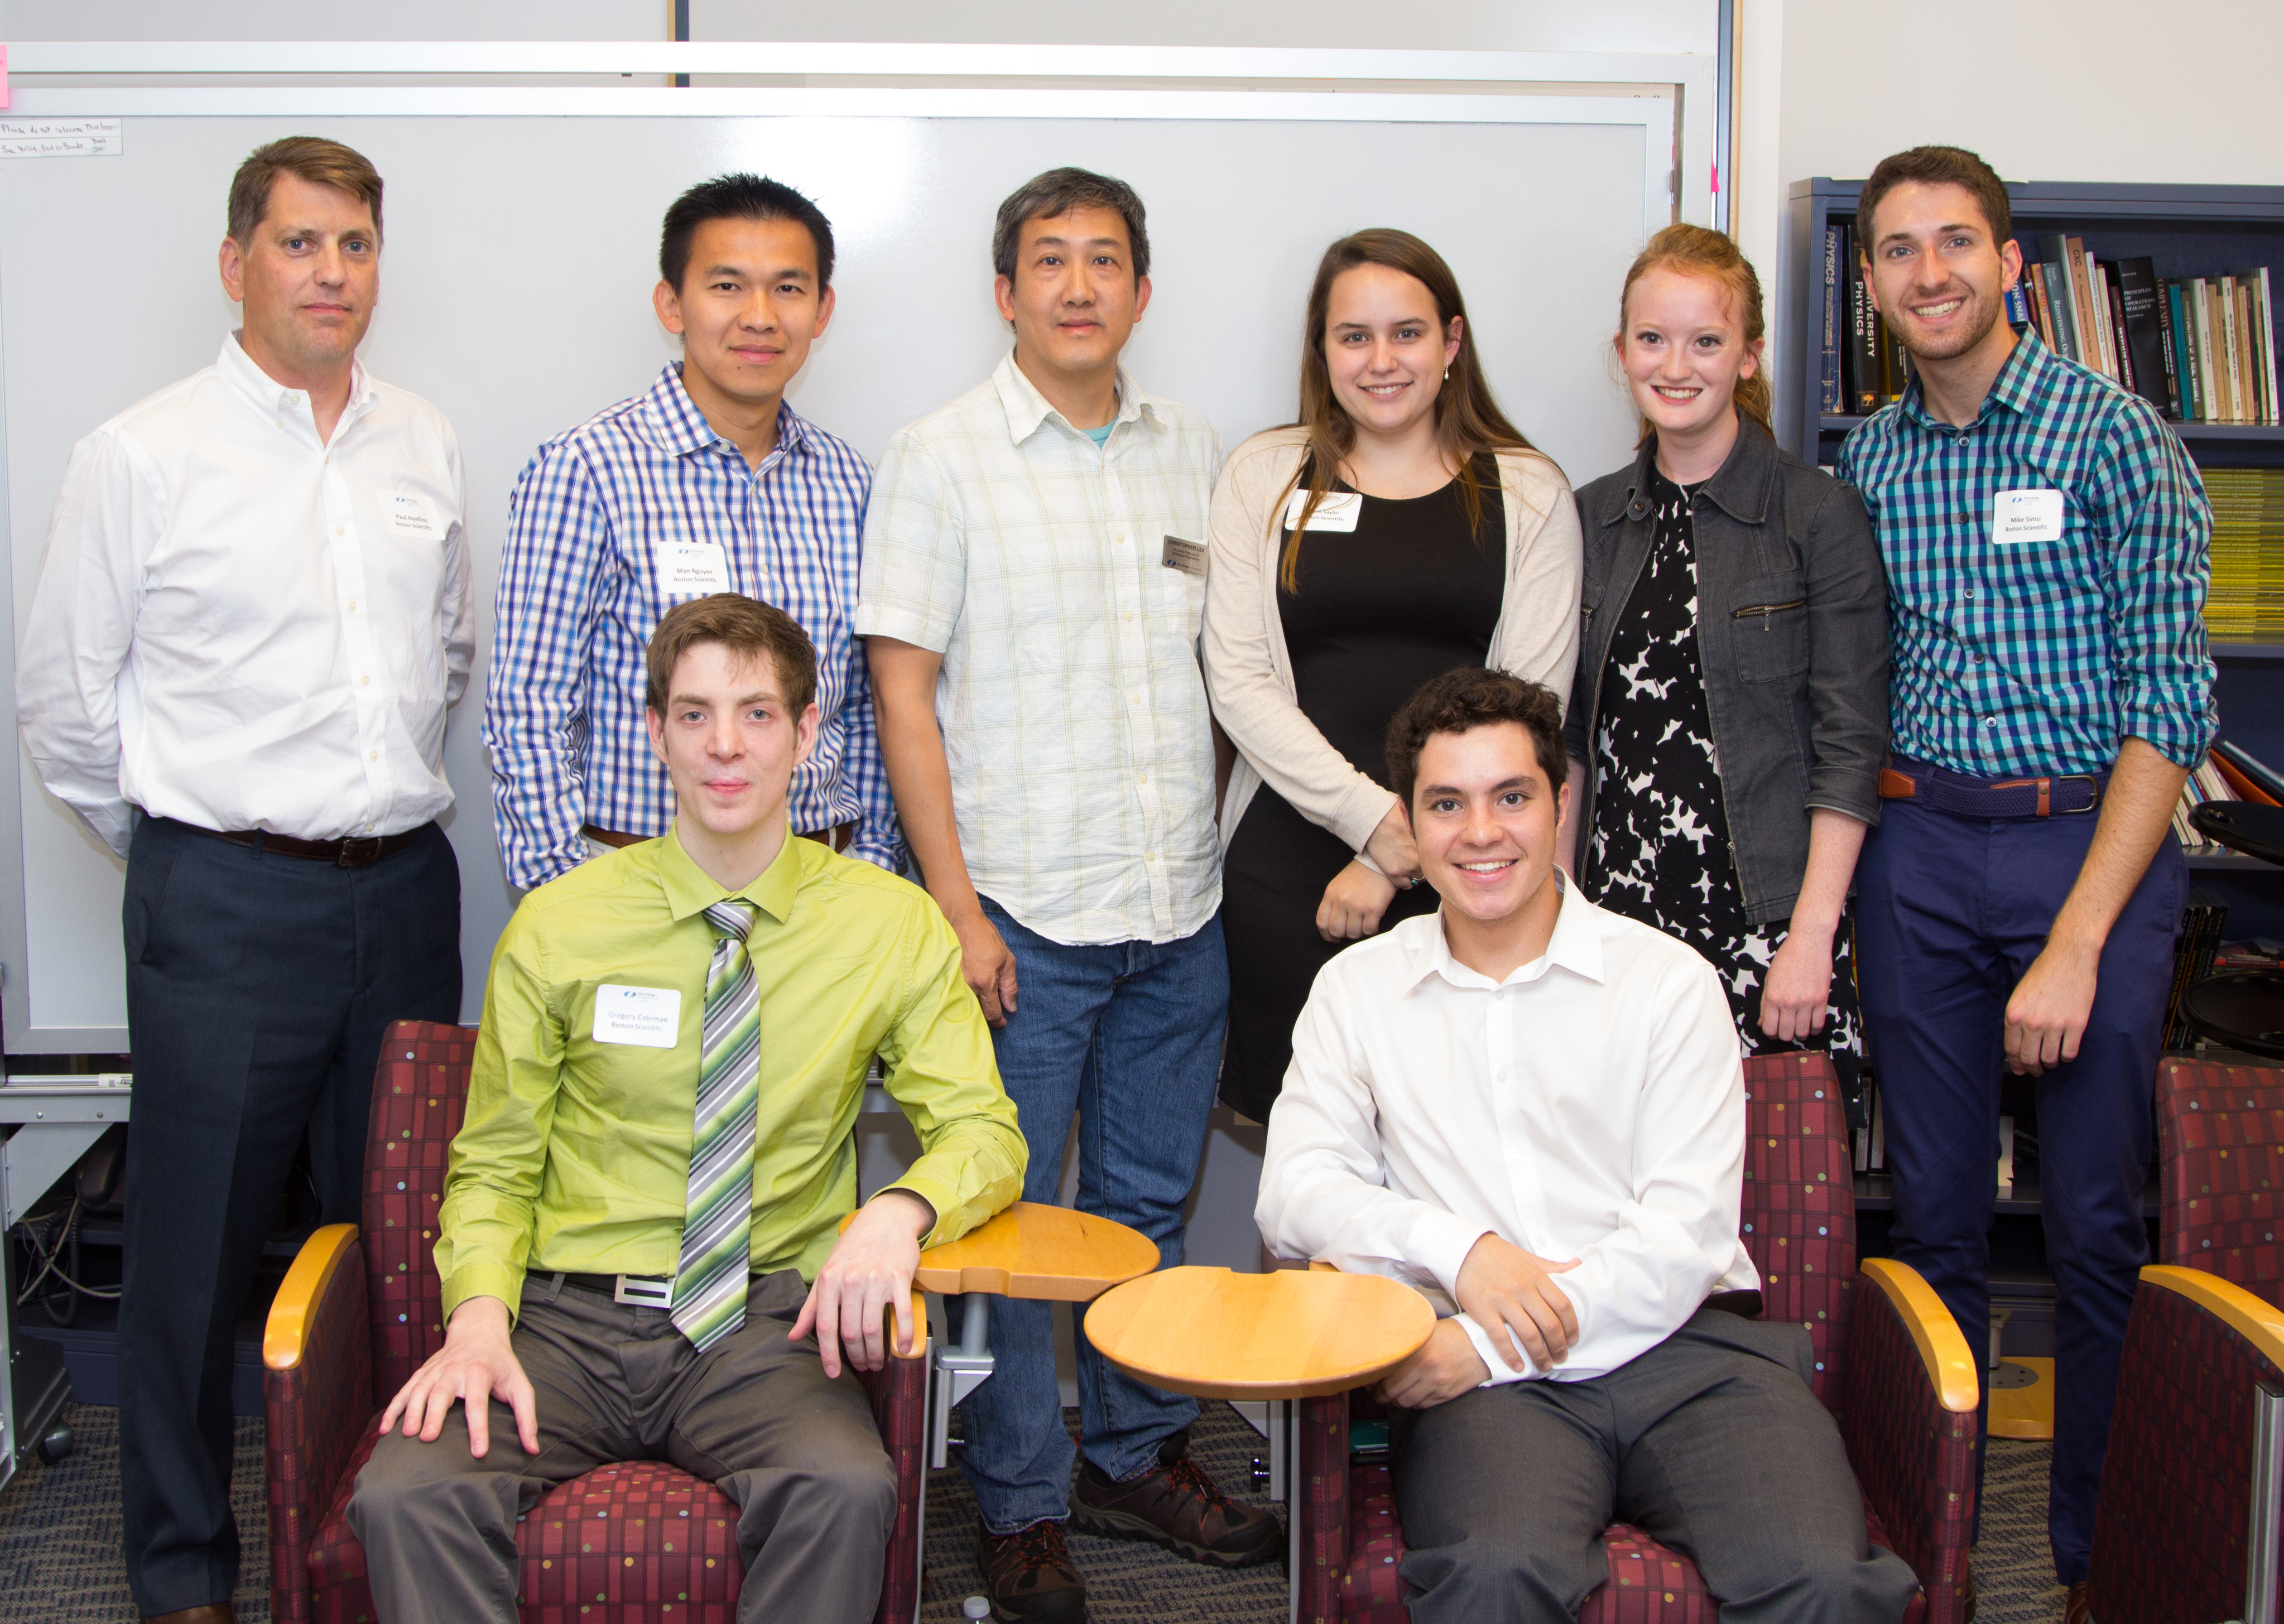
left=2213, top=736, right=2284, bottom=802
left=1820, top=224, right=1843, bottom=415
left=2162, top=888, right=2228, bottom=1051
left=2203, top=472, right=2284, bottom=643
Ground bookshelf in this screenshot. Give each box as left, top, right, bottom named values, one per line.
left=1789, top=182, right=2284, bottom=1343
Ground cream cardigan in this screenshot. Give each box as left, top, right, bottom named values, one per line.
left=1202, top=426, right=1583, bottom=855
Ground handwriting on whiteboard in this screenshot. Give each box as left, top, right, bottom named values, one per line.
left=0, top=119, right=125, bottom=159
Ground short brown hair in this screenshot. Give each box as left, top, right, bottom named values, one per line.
left=227, top=136, right=384, bottom=245
left=1386, top=668, right=1566, bottom=807
left=644, top=594, right=818, bottom=719
left=1857, top=145, right=2012, bottom=252
left=1617, top=223, right=1773, bottom=440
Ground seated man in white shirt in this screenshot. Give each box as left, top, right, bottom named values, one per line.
left=1254, top=667, right=1917, bottom=1624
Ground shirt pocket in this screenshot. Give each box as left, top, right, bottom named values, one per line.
left=1730, top=572, right=1810, bottom=684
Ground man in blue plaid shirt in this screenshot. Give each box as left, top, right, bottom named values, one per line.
left=1838, top=146, right=2214, bottom=1616
left=486, top=175, right=901, bottom=888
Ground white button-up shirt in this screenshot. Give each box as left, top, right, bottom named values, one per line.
left=1257, top=878, right=1758, bottom=1386
left=17, top=335, right=473, bottom=855
left=856, top=351, right=1221, bottom=945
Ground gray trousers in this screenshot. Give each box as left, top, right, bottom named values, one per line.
left=1391, top=1309, right=1919, bottom=1623
left=349, top=1269, right=896, bottom=1624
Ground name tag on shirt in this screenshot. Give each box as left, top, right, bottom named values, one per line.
left=1992, top=488, right=2065, bottom=544
left=387, top=491, right=442, bottom=538
left=1283, top=489, right=1362, bottom=533
left=1161, top=535, right=1208, bottom=578
left=656, top=541, right=733, bottom=597
left=593, top=984, right=682, bottom=1048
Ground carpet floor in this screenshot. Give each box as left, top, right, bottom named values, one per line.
left=0, top=1404, right=2075, bottom=1622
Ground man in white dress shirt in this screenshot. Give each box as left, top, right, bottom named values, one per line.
left=17, top=138, right=469, bottom=1624
left=1256, top=668, right=1915, bottom=1623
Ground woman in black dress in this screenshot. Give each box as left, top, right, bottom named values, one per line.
left=1203, top=229, right=1584, bottom=1122
left=1563, top=225, right=1888, bottom=1107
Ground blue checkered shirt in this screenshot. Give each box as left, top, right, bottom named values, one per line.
left=485, top=365, right=901, bottom=889
left=1836, top=330, right=2214, bottom=777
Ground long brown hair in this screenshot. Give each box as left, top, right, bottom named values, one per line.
left=1281, top=230, right=1537, bottom=592
left=1615, top=224, right=1773, bottom=442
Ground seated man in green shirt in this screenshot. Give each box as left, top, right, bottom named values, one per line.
left=349, top=592, right=1026, bottom=1624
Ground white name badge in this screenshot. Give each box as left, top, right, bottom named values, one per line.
left=655, top=541, right=733, bottom=597
left=387, top=491, right=441, bottom=538
left=593, top=984, right=682, bottom=1048
left=1283, top=489, right=1363, bottom=533
left=1992, top=488, right=2066, bottom=544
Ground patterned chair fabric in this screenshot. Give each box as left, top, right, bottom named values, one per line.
left=2086, top=1276, right=2282, bottom=1624
left=266, top=1019, right=927, bottom=1624
left=2155, top=1057, right=2284, bottom=1307
left=1320, top=1053, right=1966, bottom=1623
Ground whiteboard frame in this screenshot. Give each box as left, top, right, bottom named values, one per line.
left=0, top=42, right=1705, bottom=1052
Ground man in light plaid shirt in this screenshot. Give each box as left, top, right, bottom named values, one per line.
left=859, top=168, right=1277, bottom=1621
left=486, top=174, right=901, bottom=888
left=1838, top=144, right=2214, bottom=1620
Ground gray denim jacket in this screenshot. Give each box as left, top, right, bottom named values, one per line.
left=1562, top=420, right=1890, bottom=926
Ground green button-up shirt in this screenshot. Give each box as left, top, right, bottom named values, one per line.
left=436, top=825, right=1026, bottom=1324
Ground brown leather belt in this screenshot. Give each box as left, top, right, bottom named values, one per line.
left=583, top=822, right=856, bottom=853
left=192, top=822, right=425, bottom=868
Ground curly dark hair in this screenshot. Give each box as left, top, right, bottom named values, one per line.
left=1385, top=667, right=1566, bottom=807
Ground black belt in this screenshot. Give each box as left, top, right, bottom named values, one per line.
left=553, top=1271, right=677, bottom=1308
left=181, top=820, right=427, bottom=867
left=1878, top=758, right=2105, bottom=820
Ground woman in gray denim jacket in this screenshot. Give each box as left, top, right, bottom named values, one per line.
left=1562, top=225, right=1888, bottom=1107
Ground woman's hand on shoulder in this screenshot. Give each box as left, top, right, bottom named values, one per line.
left=1317, top=860, right=1398, bottom=943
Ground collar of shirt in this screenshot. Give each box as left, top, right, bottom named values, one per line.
left=636, top=362, right=813, bottom=465
left=1897, top=325, right=2051, bottom=437
left=989, top=348, right=1161, bottom=446
left=652, top=817, right=805, bottom=927
left=1398, top=872, right=1607, bottom=994
left=215, top=331, right=378, bottom=447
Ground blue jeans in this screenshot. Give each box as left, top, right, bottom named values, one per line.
left=950, top=897, right=1228, bottom=1533
left=1855, top=787, right=2182, bottom=1584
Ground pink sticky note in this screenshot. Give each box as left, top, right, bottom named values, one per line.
left=1, top=45, right=11, bottom=111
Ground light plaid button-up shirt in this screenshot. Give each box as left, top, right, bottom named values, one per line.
left=486, top=365, right=899, bottom=890
left=1837, top=330, right=2214, bottom=775
left=856, top=352, right=1222, bottom=946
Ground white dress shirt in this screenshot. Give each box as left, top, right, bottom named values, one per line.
left=1256, top=876, right=1758, bottom=1386
left=17, top=335, right=473, bottom=855
left=855, top=351, right=1222, bottom=946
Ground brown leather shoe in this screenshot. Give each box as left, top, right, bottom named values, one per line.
left=144, top=1608, right=235, bottom=1624
left=1068, top=1427, right=1283, bottom=1568
left=2064, top=1579, right=2093, bottom=1624
left=977, top=1519, right=1087, bottom=1623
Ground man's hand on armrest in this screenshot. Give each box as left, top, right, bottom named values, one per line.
left=793, top=1188, right=936, bottom=1377
left=1455, top=1231, right=1581, bottom=1374
left=1373, top=1319, right=1490, bottom=1410
left=377, top=1295, right=538, bottom=1459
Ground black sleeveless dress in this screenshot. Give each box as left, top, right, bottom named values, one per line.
left=1219, top=456, right=1506, bottom=1122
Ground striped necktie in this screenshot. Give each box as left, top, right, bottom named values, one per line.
left=670, top=899, right=761, bottom=1353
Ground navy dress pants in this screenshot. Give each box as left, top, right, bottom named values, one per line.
left=118, top=815, right=461, bottom=1615
left=1855, top=792, right=2182, bottom=1585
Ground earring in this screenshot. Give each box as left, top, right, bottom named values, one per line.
left=1444, top=365, right=1451, bottom=382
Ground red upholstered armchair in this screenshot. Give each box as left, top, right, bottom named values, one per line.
left=261, top=1020, right=930, bottom=1624
left=2087, top=1057, right=2284, bottom=1624
left=1294, top=1051, right=1982, bottom=1624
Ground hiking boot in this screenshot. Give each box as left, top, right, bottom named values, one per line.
left=976, top=1518, right=1088, bottom=1622
left=1067, top=1427, right=1283, bottom=1568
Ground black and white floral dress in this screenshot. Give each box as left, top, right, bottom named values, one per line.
left=1584, top=468, right=1865, bottom=1100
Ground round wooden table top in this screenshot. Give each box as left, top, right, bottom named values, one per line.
left=911, top=1201, right=1160, bottom=1303
left=1084, top=1265, right=1436, bottom=1400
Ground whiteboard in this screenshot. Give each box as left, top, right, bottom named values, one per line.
left=1, top=97, right=1668, bottom=1050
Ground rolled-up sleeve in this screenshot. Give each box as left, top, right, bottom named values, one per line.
left=854, top=433, right=965, bottom=654
left=876, top=904, right=1027, bottom=1246
left=1802, top=475, right=1889, bottom=823
left=2094, top=398, right=2215, bottom=768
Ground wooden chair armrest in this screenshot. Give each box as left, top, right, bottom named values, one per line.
left=1858, top=1257, right=1979, bottom=1413
left=914, top=1200, right=1159, bottom=1301
left=2140, top=1264, right=2284, bottom=1370
left=263, top=1222, right=362, bottom=1372
left=891, top=1290, right=929, bottom=1362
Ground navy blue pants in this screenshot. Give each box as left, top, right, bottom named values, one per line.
left=118, top=815, right=461, bottom=1615
left=1855, top=791, right=2182, bottom=1585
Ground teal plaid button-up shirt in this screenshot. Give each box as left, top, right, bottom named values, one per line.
left=1837, top=329, right=2214, bottom=777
